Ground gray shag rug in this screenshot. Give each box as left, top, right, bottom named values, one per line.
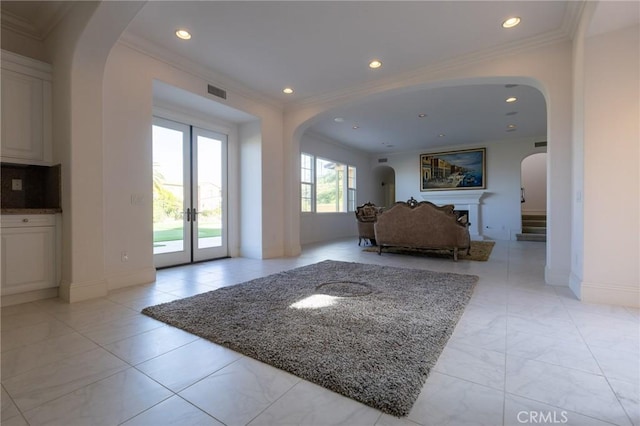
left=142, top=260, right=477, bottom=417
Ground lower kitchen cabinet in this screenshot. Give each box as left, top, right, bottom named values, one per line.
left=1, top=214, right=60, bottom=296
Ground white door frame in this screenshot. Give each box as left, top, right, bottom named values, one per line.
left=153, top=117, right=228, bottom=268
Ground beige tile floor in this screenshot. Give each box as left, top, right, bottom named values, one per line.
left=1, top=239, right=638, bottom=426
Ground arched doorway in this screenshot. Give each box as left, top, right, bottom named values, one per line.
left=518, top=152, right=547, bottom=242
left=372, top=166, right=395, bottom=208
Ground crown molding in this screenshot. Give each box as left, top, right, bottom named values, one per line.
left=286, top=24, right=575, bottom=113
left=1, top=9, right=41, bottom=40
left=1, top=3, right=73, bottom=41
left=37, top=2, right=74, bottom=40
left=119, top=32, right=284, bottom=111
left=561, top=0, right=587, bottom=40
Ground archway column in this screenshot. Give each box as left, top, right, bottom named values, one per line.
left=45, top=1, right=146, bottom=302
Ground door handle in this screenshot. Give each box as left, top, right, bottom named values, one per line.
left=185, top=208, right=191, bottom=222
left=192, top=208, right=198, bottom=222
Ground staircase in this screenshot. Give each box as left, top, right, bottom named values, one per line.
left=517, top=214, right=547, bottom=242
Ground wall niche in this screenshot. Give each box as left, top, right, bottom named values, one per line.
left=1, top=163, right=61, bottom=210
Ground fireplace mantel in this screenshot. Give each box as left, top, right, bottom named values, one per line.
left=420, top=191, right=487, bottom=240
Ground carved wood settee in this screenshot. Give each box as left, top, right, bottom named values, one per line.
left=374, top=199, right=471, bottom=261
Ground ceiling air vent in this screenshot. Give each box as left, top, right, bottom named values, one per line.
left=378, top=158, right=388, bottom=163
left=207, top=84, right=227, bottom=99
left=535, top=141, right=547, bottom=148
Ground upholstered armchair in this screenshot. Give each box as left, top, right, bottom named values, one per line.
left=355, top=202, right=383, bottom=246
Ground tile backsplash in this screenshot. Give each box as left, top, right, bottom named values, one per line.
left=1, top=163, right=61, bottom=209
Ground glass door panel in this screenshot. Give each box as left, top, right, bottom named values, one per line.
left=152, top=119, right=191, bottom=267
left=193, top=128, right=227, bottom=262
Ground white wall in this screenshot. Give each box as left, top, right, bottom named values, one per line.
left=374, top=138, right=545, bottom=241
left=521, top=153, right=547, bottom=215
left=300, top=132, right=374, bottom=244
left=239, top=120, right=263, bottom=258
left=581, top=24, right=639, bottom=306
left=101, top=40, right=286, bottom=291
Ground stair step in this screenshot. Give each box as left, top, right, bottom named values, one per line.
left=522, top=214, right=547, bottom=221
left=522, top=226, right=546, bottom=234
left=522, top=220, right=547, bottom=227
left=516, top=233, right=547, bottom=242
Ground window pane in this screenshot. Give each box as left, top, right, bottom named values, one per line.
left=301, top=153, right=314, bottom=212
left=348, top=166, right=356, bottom=211
left=302, top=169, right=312, bottom=183
left=301, top=183, right=312, bottom=212
left=347, top=188, right=355, bottom=211
left=302, top=153, right=312, bottom=169
left=348, top=166, right=356, bottom=188
left=316, top=158, right=338, bottom=212
left=337, top=164, right=345, bottom=212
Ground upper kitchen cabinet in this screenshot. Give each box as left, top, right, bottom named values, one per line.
left=1, top=50, right=52, bottom=165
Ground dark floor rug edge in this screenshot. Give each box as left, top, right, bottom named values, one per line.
left=142, top=260, right=478, bottom=417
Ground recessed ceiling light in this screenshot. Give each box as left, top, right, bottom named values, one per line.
left=506, top=97, right=518, bottom=103
left=283, top=87, right=294, bottom=94
left=502, top=17, right=521, bottom=29
left=369, top=60, right=382, bottom=69
left=438, top=134, right=445, bottom=137
left=507, top=124, right=517, bottom=128
left=175, top=29, right=192, bottom=40
left=418, top=113, right=427, bottom=118
left=334, top=117, right=345, bottom=123
left=353, top=125, right=360, bottom=129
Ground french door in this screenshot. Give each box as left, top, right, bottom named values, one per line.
left=152, top=117, right=228, bottom=268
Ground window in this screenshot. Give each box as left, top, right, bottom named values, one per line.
left=316, top=158, right=344, bottom=212
left=301, top=153, right=314, bottom=212
left=348, top=166, right=356, bottom=212
left=301, top=153, right=356, bottom=213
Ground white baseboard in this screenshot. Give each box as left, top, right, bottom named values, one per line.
left=107, top=267, right=156, bottom=291
left=1, top=288, right=58, bottom=307
left=581, top=281, right=640, bottom=308
left=58, top=279, right=107, bottom=303
left=545, top=266, right=570, bottom=287
left=240, top=246, right=263, bottom=259
left=262, top=244, right=285, bottom=259
left=569, top=272, right=582, bottom=300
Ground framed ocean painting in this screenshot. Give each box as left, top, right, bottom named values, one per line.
left=420, top=148, right=486, bottom=191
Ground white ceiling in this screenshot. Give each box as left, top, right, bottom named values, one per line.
left=3, top=1, right=638, bottom=153
left=124, top=0, right=574, bottom=153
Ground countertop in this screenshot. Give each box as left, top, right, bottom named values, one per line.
left=1, top=208, right=62, bottom=214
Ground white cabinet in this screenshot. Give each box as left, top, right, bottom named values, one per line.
left=1, top=215, right=59, bottom=296
left=1, top=50, right=52, bottom=165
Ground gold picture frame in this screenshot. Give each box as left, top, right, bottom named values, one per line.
left=420, top=148, right=486, bottom=191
